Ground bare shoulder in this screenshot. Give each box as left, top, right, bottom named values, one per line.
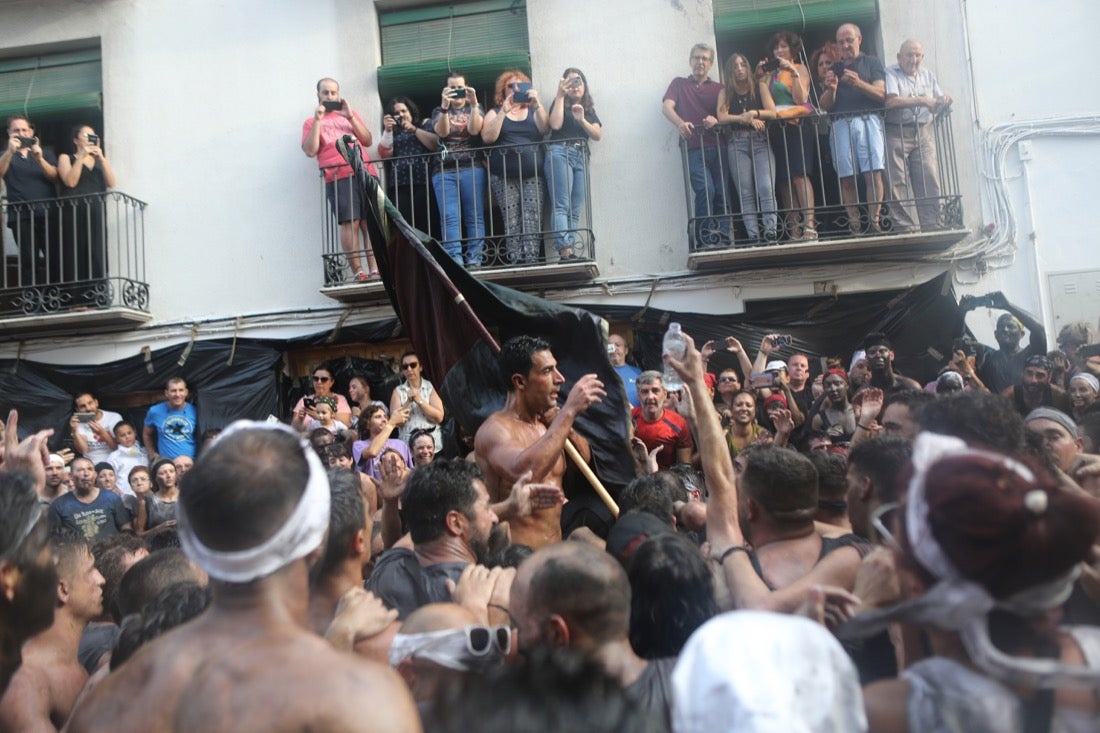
left=474, top=410, right=511, bottom=447
left=176, top=634, right=421, bottom=733
left=0, top=662, right=51, bottom=732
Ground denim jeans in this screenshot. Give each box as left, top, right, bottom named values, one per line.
left=431, top=165, right=486, bottom=266
left=544, top=143, right=586, bottom=253
left=687, top=144, right=730, bottom=246
left=728, top=132, right=778, bottom=240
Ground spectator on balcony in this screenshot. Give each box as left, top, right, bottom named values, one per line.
left=301, top=77, right=378, bottom=283
left=819, top=23, right=887, bottom=235
left=884, top=39, right=952, bottom=233
left=432, top=71, right=486, bottom=267
left=378, top=97, right=439, bottom=237
left=546, top=68, right=601, bottom=261
left=482, top=70, right=549, bottom=266
left=69, top=391, right=122, bottom=465
left=142, top=377, right=197, bottom=460
left=808, top=42, right=845, bottom=235
left=663, top=43, right=730, bottom=248
left=390, top=352, right=445, bottom=452
left=716, top=53, right=778, bottom=244
left=58, top=125, right=115, bottom=290
left=1, top=115, right=59, bottom=287
left=762, top=31, right=818, bottom=241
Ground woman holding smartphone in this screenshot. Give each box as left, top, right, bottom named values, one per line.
left=545, top=68, right=601, bottom=261
left=58, top=124, right=116, bottom=288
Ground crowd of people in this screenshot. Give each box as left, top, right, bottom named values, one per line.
left=303, top=68, right=602, bottom=279
left=664, top=23, right=952, bottom=247
left=0, top=277, right=1098, bottom=730
left=1, top=117, right=117, bottom=293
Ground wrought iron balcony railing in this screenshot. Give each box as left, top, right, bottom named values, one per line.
left=1, top=191, right=148, bottom=316
left=678, top=107, right=963, bottom=251
left=316, top=137, right=596, bottom=286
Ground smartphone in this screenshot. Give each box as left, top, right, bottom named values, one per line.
left=761, top=58, right=780, bottom=73
left=303, top=396, right=317, bottom=410
left=831, top=61, right=848, bottom=78
left=322, top=100, right=343, bottom=112
left=772, top=334, right=793, bottom=348
left=750, top=372, right=776, bottom=390
left=568, top=77, right=583, bottom=89
left=512, top=82, right=532, bottom=104
left=87, top=134, right=99, bottom=145
left=75, top=412, right=96, bottom=423
left=450, top=86, right=467, bottom=99
left=17, top=136, right=35, bottom=148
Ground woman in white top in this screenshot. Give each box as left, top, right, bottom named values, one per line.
left=389, top=351, right=445, bottom=451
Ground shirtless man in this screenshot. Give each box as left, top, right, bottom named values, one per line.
left=475, top=336, right=604, bottom=548
left=67, top=422, right=419, bottom=733
left=0, top=529, right=104, bottom=731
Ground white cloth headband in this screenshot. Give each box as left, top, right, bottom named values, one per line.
left=1070, top=372, right=1099, bottom=393
left=177, top=421, right=330, bottom=583
left=838, top=433, right=1100, bottom=689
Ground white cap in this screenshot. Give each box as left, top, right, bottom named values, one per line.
left=849, top=350, right=867, bottom=371
left=764, top=360, right=787, bottom=372
left=47, top=453, right=66, bottom=467
left=672, top=611, right=867, bottom=733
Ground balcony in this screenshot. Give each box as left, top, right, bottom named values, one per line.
left=678, top=108, right=967, bottom=271
left=317, top=138, right=599, bottom=304
left=1, top=191, right=150, bottom=336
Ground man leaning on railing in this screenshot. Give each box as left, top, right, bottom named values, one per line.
left=884, top=39, right=953, bottom=233
left=0, top=115, right=59, bottom=288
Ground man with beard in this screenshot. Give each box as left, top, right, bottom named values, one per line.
left=42, top=454, right=68, bottom=503
left=0, top=529, right=104, bottom=731
left=0, top=471, right=59, bottom=696
left=47, top=457, right=131, bottom=543
left=369, top=460, right=502, bottom=620
left=632, top=371, right=694, bottom=471
left=475, top=335, right=600, bottom=549
left=963, top=291, right=1047, bottom=393
left=861, top=333, right=920, bottom=395
left=1001, top=355, right=1072, bottom=417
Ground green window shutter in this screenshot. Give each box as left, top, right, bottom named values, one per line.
left=0, top=48, right=103, bottom=121
left=376, top=1, right=529, bottom=108
left=714, top=0, right=878, bottom=57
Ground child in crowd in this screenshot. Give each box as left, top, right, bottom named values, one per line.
left=108, top=420, right=149, bottom=495
left=306, top=396, right=348, bottom=435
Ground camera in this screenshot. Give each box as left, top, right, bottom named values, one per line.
left=512, top=82, right=532, bottom=104
left=87, top=134, right=99, bottom=145
left=952, top=337, right=977, bottom=356
left=322, top=100, right=343, bottom=112
left=450, top=86, right=467, bottom=99
left=772, top=334, right=793, bottom=348
left=568, top=77, right=583, bottom=89
left=16, top=136, right=35, bottom=148
left=761, top=58, right=780, bottom=73
left=830, top=61, right=848, bottom=78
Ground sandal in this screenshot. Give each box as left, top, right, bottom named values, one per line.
left=802, top=226, right=819, bottom=241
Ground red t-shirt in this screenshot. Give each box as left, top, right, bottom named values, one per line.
left=632, top=407, right=694, bottom=470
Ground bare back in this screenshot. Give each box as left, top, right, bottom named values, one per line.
left=66, top=615, right=420, bottom=733
left=475, top=410, right=566, bottom=548
left=0, top=650, right=86, bottom=732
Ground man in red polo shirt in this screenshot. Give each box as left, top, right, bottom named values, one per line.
left=632, top=371, right=694, bottom=470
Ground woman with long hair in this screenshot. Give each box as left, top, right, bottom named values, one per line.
left=378, top=96, right=439, bottom=236
left=545, top=67, right=602, bottom=261
left=716, top=53, right=778, bottom=243
left=761, top=31, right=818, bottom=241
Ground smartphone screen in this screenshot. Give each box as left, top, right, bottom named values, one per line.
left=750, top=373, right=775, bottom=390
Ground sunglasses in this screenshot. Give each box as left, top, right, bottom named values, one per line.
left=312, top=375, right=331, bottom=382
left=402, top=362, right=419, bottom=370
left=718, top=376, right=739, bottom=383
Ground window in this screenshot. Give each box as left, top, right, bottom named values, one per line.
left=713, top=0, right=878, bottom=65
left=0, top=45, right=102, bottom=127
left=376, top=0, right=530, bottom=113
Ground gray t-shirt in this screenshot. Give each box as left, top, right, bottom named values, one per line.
left=625, top=657, right=676, bottom=732
left=368, top=547, right=467, bottom=620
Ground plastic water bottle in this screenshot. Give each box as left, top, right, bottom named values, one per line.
left=662, top=322, right=687, bottom=392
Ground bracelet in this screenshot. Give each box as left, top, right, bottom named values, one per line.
left=712, top=544, right=752, bottom=565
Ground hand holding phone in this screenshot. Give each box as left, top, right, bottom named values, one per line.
left=322, top=100, right=343, bottom=112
